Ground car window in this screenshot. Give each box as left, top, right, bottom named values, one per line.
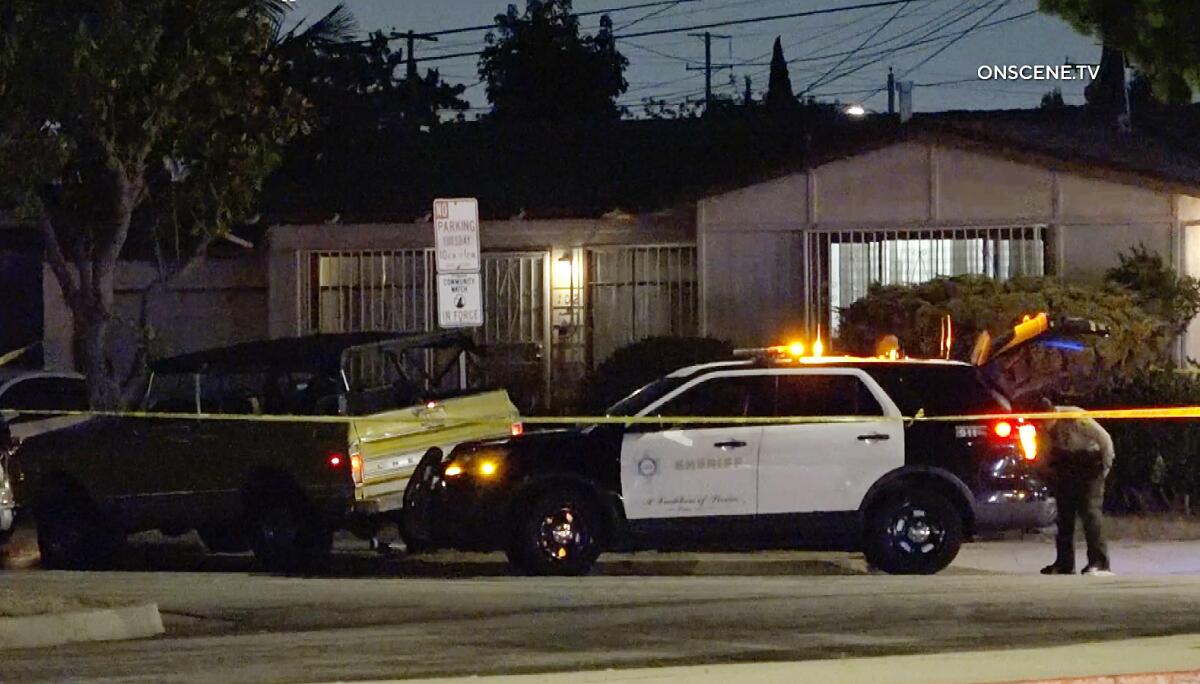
left=774, top=374, right=884, bottom=417
left=864, top=366, right=1009, bottom=416
left=606, top=376, right=688, bottom=416
left=654, top=375, right=770, bottom=418
left=0, top=377, right=88, bottom=412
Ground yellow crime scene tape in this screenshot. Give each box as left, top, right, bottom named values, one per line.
left=4, top=406, right=1200, bottom=427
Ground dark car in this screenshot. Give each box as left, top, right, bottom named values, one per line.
left=404, top=352, right=1055, bottom=576
left=8, top=331, right=506, bottom=571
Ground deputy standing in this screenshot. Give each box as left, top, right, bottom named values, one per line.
left=1039, top=400, right=1115, bottom=576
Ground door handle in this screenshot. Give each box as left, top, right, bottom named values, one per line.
left=857, top=433, right=891, bottom=441
left=713, top=440, right=747, bottom=449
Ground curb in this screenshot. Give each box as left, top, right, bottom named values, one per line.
left=1009, top=672, right=1200, bottom=684
left=0, top=603, right=164, bottom=650
left=349, top=635, right=1200, bottom=684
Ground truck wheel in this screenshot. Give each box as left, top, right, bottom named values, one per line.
left=249, top=498, right=332, bottom=573
left=863, top=489, right=962, bottom=575
left=506, top=489, right=602, bottom=576
left=37, top=485, right=123, bottom=570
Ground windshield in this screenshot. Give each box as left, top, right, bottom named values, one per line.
left=605, top=376, right=688, bottom=417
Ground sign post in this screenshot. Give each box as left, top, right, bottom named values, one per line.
left=433, top=198, right=483, bottom=389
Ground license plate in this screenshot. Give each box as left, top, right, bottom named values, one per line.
left=955, top=425, right=986, bottom=439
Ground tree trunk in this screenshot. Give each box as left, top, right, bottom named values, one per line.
left=75, top=304, right=122, bottom=411
left=39, top=167, right=141, bottom=411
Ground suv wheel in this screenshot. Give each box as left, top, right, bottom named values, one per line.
left=249, top=497, right=332, bottom=573
left=37, top=485, right=123, bottom=570
left=506, top=489, right=602, bottom=576
left=864, top=489, right=962, bottom=575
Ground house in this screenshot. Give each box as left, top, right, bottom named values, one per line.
left=698, top=109, right=1200, bottom=361
left=33, top=108, right=1200, bottom=409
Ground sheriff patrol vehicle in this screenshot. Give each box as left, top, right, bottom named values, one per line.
left=402, top=315, right=1100, bottom=576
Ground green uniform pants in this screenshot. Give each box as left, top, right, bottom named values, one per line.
left=1052, top=465, right=1109, bottom=571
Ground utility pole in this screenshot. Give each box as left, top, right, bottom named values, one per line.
left=687, top=31, right=732, bottom=109
left=887, top=67, right=896, bottom=115
left=404, top=30, right=439, bottom=80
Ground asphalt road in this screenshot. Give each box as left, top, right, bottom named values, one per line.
left=5, top=532, right=1200, bottom=684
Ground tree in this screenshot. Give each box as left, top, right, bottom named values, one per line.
left=282, top=17, right=469, bottom=136
left=1040, top=88, right=1067, bottom=109
left=1105, top=245, right=1200, bottom=339
left=1039, top=0, right=1200, bottom=104
left=764, top=37, right=797, bottom=113
left=478, top=0, right=629, bottom=122
left=0, top=0, right=305, bottom=408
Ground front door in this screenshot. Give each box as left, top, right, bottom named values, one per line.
left=621, top=373, right=769, bottom=520
left=757, top=371, right=904, bottom=514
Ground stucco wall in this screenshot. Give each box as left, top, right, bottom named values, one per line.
left=265, top=217, right=694, bottom=339
left=697, top=140, right=1193, bottom=348
left=43, top=259, right=268, bottom=373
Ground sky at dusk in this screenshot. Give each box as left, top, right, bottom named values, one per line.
left=286, top=0, right=1103, bottom=115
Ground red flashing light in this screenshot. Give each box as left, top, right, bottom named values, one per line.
left=328, top=453, right=344, bottom=468
left=993, top=421, right=1013, bottom=438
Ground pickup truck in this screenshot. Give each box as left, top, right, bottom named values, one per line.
left=8, top=331, right=519, bottom=571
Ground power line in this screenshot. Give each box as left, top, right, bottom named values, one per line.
left=623, top=40, right=693, bottom=62
left=792, top=1, right=997, bottom=93
left=859, top=0, right=1015, bottom=100
left=393, top=0, right=710, bottom=40
left=801, top=0, right=913, bottom=95
left=615, top=0, right=690, bottom=32
left=407, top=0, right=923, bottom=65
left=619, top=0, right=919, bottom=39
left=897, top=0, right=1012, bottom=78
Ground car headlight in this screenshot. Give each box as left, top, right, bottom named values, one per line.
left=443, top=449, right=507, bottom=479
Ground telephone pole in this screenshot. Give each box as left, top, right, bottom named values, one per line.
left=686, top=32, right=733, bottom=109
left=403, top=30, right=439, bottom=80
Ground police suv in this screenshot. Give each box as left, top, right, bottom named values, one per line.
left=403, top=344, right=1058, bottom=576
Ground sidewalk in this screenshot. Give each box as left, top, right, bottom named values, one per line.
left=955, top=537, right=1200, bottom=576
left=337, top=635, right=1200, bottom=684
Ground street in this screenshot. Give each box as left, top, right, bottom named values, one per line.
left=6, top=532, right=1200, bottom=683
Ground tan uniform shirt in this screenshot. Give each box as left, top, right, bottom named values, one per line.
left=1051, top=405, right=1115, bottom=473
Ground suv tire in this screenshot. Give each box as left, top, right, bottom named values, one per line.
left=37, top=485, right=123, bottom=570
left=249, top=497, right=332, bottom=573
left=506, top=489, right=602, bottom=576
left=864, top=488, right=962, bottom=575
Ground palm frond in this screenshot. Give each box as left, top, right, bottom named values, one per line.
left=281, top=3, right=358, bottom=47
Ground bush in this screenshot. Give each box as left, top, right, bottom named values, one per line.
left=579, top=336, right=733, bottom=413
left=1091, top=370, right=1200, bottom=513
left=1105, top=244, right=1200, bottom=339
left=836, top=275, right=1169, bottom=402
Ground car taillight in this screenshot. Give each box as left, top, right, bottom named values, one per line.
left=990, top=420, right=1038, bottom=461
left=1017, top=423, right=1038, bottom=461
left=510, top=422, right=524, bottom=437
left=350, top=452, right=363, bottom=485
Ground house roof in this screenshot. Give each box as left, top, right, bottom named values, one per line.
left=263, top=106, right=1200, bottom=225
left=907, top=108, right=1200, bottom=196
